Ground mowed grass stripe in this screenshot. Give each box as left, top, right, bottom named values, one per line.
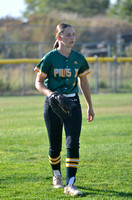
left=0, top=94, right=132, bottom=199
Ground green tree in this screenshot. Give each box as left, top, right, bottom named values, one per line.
left=108, top=0, right=132, bottom=22
left=24, top=0, right=109, bottom=17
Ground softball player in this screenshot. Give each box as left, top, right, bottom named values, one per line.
left=34, top=22, right=94, bottom=197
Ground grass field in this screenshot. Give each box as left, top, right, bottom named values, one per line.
left=0, top=93, right=132, bottom=200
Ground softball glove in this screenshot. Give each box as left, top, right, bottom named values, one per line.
left=48, top=92, right=77, bottom=120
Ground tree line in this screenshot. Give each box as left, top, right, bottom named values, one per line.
left=24, top=0, right=132, bottom=22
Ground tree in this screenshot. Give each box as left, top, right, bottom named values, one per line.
left=108, top=0, right=132, bottom=22
left=24, top=0, right=110, bottom=17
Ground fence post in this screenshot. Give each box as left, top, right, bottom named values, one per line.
left=107, top=44, right=112, bottom=88
left=39, top=43, right=43, bottom=58
left=116, top=32, right=123, bottom=88
left=5, top=25, right=10, bottom=90
left=22, top=64, right=25, bottom=95
left=94, top=55, right=98, bottom=93
left=113, top=56, right=117, bottom=93
left=120, top=63, right=123, bottom=88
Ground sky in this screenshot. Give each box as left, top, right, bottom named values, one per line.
left=0, top=0, right=117, bottom=19
left=0, top=0, right=26, bottom=18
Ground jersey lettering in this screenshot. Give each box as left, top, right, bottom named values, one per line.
left=54, top=69, right=59, bottom=77
left=54, top=68, right=79, bottom=77
left=75, top=69, right=79, bottom=77
left=66, top=69, right=71, bottom=77
left=54, top=68, right=71, bottom=77
left=59, top=69, right=63, bottom=77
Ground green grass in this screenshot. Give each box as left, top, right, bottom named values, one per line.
left=0, top=94, right=132, bottom=200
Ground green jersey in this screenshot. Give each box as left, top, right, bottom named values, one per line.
left=34, top=49, right=91, bottom=94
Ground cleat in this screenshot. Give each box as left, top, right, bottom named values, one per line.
left=64, top=184, right=83, bottom=196
left=53, top=175, right=63, bottom=188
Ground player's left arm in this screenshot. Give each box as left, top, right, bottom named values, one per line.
left=78, top=76, right=95, bottom=122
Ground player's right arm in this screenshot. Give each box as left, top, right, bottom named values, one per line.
left=35, top=73, right=53, bottom=97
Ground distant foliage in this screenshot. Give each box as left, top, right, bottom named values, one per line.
left=24, top=0, right=110, bottom=17
left=108, top=0, right=132, bottom=22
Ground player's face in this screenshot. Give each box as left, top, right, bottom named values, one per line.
left=60, top=27, right=75, bottom=48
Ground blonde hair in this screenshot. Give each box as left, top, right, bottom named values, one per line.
left=53, top=22, right=72, bottom=49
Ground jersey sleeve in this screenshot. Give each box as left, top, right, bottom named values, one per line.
left=34, top=53, right=51, bottom=78
left=78, top=55, right=91, bottom=77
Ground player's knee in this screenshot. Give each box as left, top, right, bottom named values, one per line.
left=66, top=137, right=79, bottom=149
left=49, top=146, right=61, bottom=155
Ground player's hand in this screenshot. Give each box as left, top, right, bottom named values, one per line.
left=87, top=107, right=95, bottom=122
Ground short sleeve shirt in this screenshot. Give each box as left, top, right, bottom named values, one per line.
left=34, top=49, right=91, bottom=94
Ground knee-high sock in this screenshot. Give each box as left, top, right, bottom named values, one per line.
left=48, top=151, right=61, bottom=174
left=66, top=149, right=79, bottom=185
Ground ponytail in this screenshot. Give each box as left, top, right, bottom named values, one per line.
left=53, top=40, right=59, bottom=49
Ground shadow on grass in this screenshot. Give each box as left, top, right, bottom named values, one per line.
left=1, top=174, right=132, bottom=199
left=79, top=186, right=132, bottom=198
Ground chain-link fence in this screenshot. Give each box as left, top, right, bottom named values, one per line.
left=0, top=57, right=132, bottom=95
left=0, top=24, right=132, bottom=95
left=0, top=24, right=132, bottom=59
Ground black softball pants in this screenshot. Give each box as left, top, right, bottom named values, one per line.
left=44, top=94, right=82, bottom=154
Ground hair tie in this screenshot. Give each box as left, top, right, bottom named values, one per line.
left=54, top=33, right=57, bottom=39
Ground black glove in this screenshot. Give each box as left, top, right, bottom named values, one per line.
left=48, top=92, right=77, bottom=120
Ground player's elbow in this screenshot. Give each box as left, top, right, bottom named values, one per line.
left=35, top=79, right=39, bottom=90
